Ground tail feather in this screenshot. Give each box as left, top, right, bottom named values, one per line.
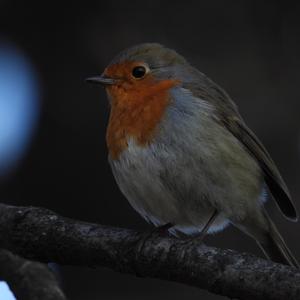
left=258, top=211, right=299, bottom=268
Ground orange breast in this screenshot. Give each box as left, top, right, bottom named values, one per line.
left=106, top=76, right=179, bottom=160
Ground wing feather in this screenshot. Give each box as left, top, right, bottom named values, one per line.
left=223, top=117, right=298, bottom=221
left=184, top=71, right=298, bottom=221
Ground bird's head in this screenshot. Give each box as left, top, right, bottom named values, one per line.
left=87, top=43, right=198, bottom=159
left=86, top=43, right=192, bottom=106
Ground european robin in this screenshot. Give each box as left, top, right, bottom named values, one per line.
left=87, top=43, right=298, bottom=267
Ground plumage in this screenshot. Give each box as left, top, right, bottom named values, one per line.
left=105, top=61, right=179, bottom=159
left=183, top=72, right=297, bottom=221
left=90, top=43, right=299, bottom=268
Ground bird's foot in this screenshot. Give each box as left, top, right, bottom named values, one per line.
left=179, top=209, right=219, bottom=256
left=175, top=231, right=209, bottom=261
left=132, top=223, right=173, bottom=277
left=135, top=223, right=173, bottom=255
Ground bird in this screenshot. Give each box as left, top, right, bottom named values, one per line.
left=87, top=43, right=299, bottom=267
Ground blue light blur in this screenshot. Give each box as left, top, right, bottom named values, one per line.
left=0, top=41, right=40, bottom=176
left=0, top=282, right=15, bottom=300
left=0, top=41, right=40, bottom=299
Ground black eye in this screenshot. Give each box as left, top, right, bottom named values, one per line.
left=132, top=66, right=147, bottom=78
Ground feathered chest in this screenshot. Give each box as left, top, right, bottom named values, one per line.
left=106, top=79, right=179, bottom=160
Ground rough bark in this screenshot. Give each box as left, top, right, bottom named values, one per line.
left=0, top=203, right=299, bottom=300
left=0, top=248, right=66, bottom=300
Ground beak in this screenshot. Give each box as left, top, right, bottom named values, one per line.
left=85, top=75, right=119, bottom=86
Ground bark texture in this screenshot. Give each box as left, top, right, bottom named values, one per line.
left=0, top=203, right=299, bottom=300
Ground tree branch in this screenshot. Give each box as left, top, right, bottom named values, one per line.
left=0, top=248, right=66, bottom=300
left=0, top=203, right=299, bottom=300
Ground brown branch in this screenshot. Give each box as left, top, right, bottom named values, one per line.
left=0, top=203, right=299, bottom=300
left=0, top=248, right=66, bottom=300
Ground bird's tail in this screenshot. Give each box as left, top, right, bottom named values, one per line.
left=256, top=210, right=299, bottom=268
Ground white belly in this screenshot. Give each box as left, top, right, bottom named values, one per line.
left=109, top=138, right=229, bottom=236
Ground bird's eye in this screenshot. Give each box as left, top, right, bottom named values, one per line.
left=132, top=66, right=147, bottom=79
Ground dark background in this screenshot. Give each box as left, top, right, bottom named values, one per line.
left=0, top=1, right=300, bottom=299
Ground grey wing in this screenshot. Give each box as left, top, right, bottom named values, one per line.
left=185, top=71, right=298, bottom=221
left=222, top=116, right=298, bottom=221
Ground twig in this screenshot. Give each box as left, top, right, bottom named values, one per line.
left=0, top=248, right=66, bottom=300
left=0, top=203, right=299, bottom=300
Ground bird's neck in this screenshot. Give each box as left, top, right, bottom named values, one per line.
left=106, top=79, right=179, bottom=160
